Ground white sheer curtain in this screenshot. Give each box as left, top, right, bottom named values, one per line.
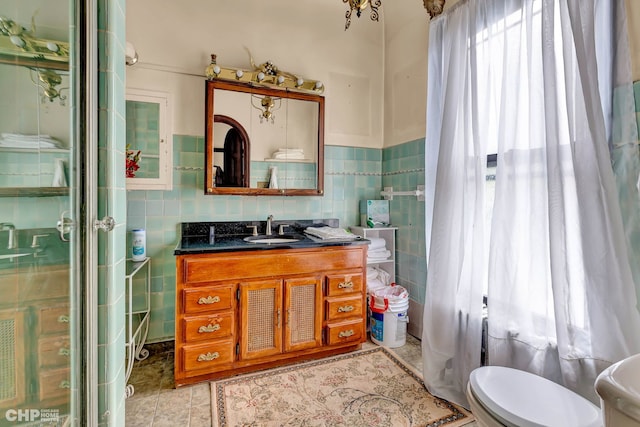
left=422, top=0, right=640, bottom=408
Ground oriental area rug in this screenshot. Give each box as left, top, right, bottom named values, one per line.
left=210, top=347, right=475, bottom=427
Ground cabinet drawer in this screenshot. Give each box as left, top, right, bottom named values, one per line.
left=183, top=285, right=235, bottom=314
left=181, top=246, right=366, bottom=283
left=38, top=305, right=70, bottom=336
left=39, top=368, right=71, bottom=402
left=325, top=296, right=363, bottom=321
left=326, top=272, right=363, bottom=297
left=326, top=319, right=365, bottom=345
left=183, top=312, right=234, bottom=342
left=182, top=340, right=235, bottom=374
left=38, top=336, right=71, bottom=369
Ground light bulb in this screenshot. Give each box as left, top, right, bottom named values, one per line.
left=46, top=42, right=59, bottom=53
left=296, top=78, right=304, bottom=87
left=9, top=35, right=25, bottom=48
left=277, top=75, right=285, bottom=85
left=257, top=72, right=265, bottom=82
left=235, top=70, right=244, bottom=79
left=213, top=65, right=220, bottom=75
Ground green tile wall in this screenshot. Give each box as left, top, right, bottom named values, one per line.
left=0, top=151, right=69, bottom=187
left=382, top=139, right=427, bottom=306
left=97, top=0, right=127, bottom=425
left=126, top=136, right=383, bottom=342
left=126, top=100, right=160, bottom=179
left=250, top=160, right=317, bottom=189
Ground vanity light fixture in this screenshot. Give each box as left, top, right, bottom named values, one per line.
left=0, top=15, right=70, bottom=63
left=31, top=68, right=68, bottom=105
left=205, top=53, right=324, bottom=94
left=343, top=0, right=381, bottom=30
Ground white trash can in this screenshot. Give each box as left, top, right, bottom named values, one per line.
left=369, top=285, right=409, bottom=348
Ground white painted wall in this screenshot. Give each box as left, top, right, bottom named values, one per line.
left=126, top=0, right=384, bottom=148
left=127, top=0, right=640, bottom=151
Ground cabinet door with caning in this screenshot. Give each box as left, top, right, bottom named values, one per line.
left=239, top=279, right=283, bottom=360
left=0, top=309, right=26, bottom=411
left=284, top=276, right=322, bottom=352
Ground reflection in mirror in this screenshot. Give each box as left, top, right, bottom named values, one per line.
left=205, top=80, right=324, bottom=196
left=0, top=62, right=70, bottom=195
left=212, top=115, right=249, bottom=187
left=126, top=99, right=160, bottom=179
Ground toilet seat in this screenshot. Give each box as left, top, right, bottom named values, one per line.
left=469, top=366, right=602, bottom=427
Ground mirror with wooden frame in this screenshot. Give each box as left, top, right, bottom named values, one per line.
left=205, top=79, right=324, bottom=196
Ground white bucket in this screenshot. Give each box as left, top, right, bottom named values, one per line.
left=369, top=285, right=409, bottom=348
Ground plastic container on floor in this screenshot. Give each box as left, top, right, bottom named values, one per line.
left=369, top=284, right=409, bottom=348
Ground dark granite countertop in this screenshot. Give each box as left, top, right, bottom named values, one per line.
left=174, top=219, right=368, bottom=255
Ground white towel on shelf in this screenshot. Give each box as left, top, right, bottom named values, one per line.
left=367, top=237, right=386, bottom=251
left=273, top=152, right=306, bottom=160
left=368, top=250, right=391, bottom=261
left=271, top=147, right=306, bottom=160
left=0, top=133, right=64, bottom=149
left=304, top=226, right=360, bottom=240
left=367, top=266, right=391, bottom=291
left=277, top=148, right=304, bottom=153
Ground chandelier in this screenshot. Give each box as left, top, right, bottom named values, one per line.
left=343, top=0, right=381, bottom=30
left=251, top=95, right=281, bottom=124
left=423, top=0, right=446, bottom=19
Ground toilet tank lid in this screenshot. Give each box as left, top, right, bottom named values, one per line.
left=469, top=366, right=601, bottom=427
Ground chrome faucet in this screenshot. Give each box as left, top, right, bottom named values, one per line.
left=0, top=223, right=16, bottom=249
left=266, top=215, right=274, bottom=236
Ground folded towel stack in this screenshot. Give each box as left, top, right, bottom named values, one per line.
left=367, top=266, right=391, bottom=293
left=304, top=226, right=360, bottom=240
left=367, top=237, right=391, bottom=262
left=271, top=147, right=306, bottom=160
left=0, top=133, right=64, bottom=149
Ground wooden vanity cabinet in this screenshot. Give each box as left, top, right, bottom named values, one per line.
left=239, top=276, right=323, bottom=360
left=175, top=245, right=366, bottom=387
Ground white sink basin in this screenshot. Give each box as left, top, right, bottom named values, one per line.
left=243, top=235, right=300, bottom=244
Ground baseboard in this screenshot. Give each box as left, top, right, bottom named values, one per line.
left=407, top=299, right=423, bottom=339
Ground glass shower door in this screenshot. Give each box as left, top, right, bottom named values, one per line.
left=0, top=1, right=85, bottom=425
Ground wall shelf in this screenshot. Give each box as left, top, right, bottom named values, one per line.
left=0, top=147, right=69, bottom=153
left=125, top=257, right=151, bottom=398
left=0, top=187, right=69, bottom=197
left=349, top=226, right=397, bottom=284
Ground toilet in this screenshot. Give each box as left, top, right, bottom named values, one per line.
left=467, top=354, right=640, bottom=427
left=595, top=353, right=640, bottom=426
left=467, top=366, right=601, bottom=426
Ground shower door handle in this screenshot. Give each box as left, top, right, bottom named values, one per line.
left=56, top=210, right=76, bottom=242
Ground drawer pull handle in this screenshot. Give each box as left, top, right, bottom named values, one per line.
left=58, top=348, right=70, bottom=356
left=59, top=380, right=71, bottom=389
left=198, top=295, right=220, bottom=305
left=198, top=323, right=221, bottom=333
left=338, top=281, right=354, bottom=289
left=58, top=315, right=69, bottom=323
left=197, top=352, right=219, bottom=362
left=338, top=305, right=355, bottom=313
left=339, top=330, right=355, bottom=338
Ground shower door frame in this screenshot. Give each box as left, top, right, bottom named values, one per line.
left=80, top=0, right=99, bottom=424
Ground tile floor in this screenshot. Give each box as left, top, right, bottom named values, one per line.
left=125, top=335, right=478, bottom=426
